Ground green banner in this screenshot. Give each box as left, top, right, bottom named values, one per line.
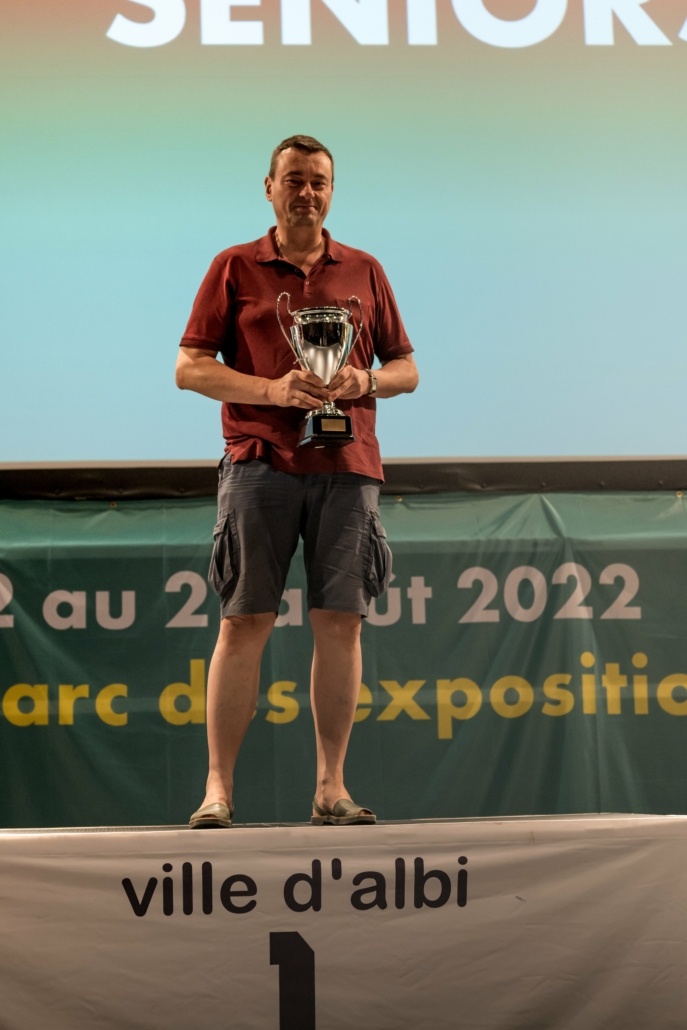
left=1, top=492, right=686, bottom=827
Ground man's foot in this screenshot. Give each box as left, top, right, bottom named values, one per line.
left=311, top=797, right=376, bottom=825
left=188, top=801, right=234, bottom=829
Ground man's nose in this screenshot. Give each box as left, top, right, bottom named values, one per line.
left=299, top=182, right=315, bottom=199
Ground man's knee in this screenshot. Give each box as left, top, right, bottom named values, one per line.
left=217, top=612, right=276, bottom=649
left=309, top=608, right=362, bottom=643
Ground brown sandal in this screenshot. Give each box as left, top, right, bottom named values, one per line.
left=311, top=797, right=376, bottom=825
left=188, top=802, right=234, bottom=829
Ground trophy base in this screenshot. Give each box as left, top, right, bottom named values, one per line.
left=298, top=412, right=355, bottom=448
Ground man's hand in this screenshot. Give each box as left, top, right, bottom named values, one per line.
left=267, top=369, right=331, bottom=410
left=330, top=355, right=419, bottom=401
left=327, top=366, right=370, bottom=402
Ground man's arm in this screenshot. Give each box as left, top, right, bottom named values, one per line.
left=175, top=345, right=331, bottom=410
left=328, top=353, right=419, bottom=402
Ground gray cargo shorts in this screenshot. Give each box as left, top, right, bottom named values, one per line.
left=208, top=457, right=392, bottom=618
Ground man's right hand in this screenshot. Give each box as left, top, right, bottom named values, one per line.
left=267, top=369, right=330, bottom=410
left=176, top=347, right=331, bottom=409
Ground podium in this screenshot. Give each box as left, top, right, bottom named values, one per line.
left=1, top=814, right=686, bottom=1029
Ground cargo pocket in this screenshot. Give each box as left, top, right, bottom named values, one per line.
left=364, top=508, right=393, bottom=598
left=208, top=510, right=240, bottom=598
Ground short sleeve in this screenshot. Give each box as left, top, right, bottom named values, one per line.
left=180, top=255, right=234, bottom=357
left=370, top=263, right=413, bottom=363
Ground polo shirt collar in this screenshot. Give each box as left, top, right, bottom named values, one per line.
left=255, top=228, right=343, bottom=264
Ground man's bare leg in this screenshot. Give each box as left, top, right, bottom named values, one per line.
left=200, top=612, right=276, bottom=810
left=309, top=608, right=363, bottom=812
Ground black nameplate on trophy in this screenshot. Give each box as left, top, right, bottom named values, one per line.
left=299, top=412, right=355, bottom=448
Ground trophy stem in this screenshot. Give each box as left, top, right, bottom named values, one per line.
left=321, top=401, right=344, bottom=416
left=305, top=401, right=345, bottom=419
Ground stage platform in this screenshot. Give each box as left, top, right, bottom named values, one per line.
left=1, top=814, right=686, bottom=1029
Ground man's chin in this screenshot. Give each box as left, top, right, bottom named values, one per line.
left=289, top=210, right=321, bottom=224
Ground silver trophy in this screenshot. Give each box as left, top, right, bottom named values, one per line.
left=277, top=292, right=364, bottom=447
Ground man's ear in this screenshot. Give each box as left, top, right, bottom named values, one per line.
left=265, top=176, right=273, bottom=202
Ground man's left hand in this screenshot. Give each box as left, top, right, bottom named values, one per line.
left=327, top=367, right=370, bottom=402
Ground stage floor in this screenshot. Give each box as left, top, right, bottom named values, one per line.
left=1, top=810, right=679, bottom=832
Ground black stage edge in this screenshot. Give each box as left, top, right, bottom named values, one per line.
left=1, top=457, right=687, bottom=501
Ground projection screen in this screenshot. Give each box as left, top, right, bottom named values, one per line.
left=3, top=0, right=686, bottom=462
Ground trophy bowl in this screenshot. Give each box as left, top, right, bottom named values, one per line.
left=277, top=293, right=364, bottom=447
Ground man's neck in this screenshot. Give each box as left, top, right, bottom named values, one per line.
left=275, top=226, right=326, bottom=273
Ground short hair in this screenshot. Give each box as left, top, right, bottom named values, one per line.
left=269, top=135, right=334, bottom=181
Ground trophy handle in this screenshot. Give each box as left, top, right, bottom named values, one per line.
left=348, top=295, right=364, bottom=351
left=276, top=292, right=295, bottom=348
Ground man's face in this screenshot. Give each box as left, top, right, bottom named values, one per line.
left=265, top=148, right=334, bottom=232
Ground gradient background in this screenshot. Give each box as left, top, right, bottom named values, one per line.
left=3, top=0, right=686, bottom=461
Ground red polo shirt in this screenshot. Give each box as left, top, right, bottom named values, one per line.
left=180, top=229, right=413, bottom=480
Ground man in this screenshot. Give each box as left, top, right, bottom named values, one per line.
left=176, top=134, right=418, bottom=829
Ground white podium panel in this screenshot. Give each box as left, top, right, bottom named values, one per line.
left=1, top=816, right=686, bottom=1029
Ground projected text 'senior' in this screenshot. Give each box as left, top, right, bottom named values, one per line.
left=105, top=0, right=687, bottom=50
